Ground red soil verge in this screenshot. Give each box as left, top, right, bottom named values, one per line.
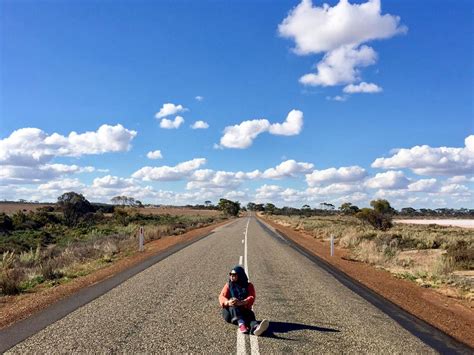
left=0, top=219, right=232, bottom=330
left=260, top=217, right=474, bottom=348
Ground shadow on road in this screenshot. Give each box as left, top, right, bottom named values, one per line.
left=261, top=321, right=340, bottom=340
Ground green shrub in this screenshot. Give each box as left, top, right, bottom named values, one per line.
left=0, top=213, right=13, bottom=233
left=356, top=208, right=393, bottom=231
left=39, top=257, right=63, bottom=280
left=446, top=241, right=474, bottom=270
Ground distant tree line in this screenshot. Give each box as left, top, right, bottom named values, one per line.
left=245, top=201, right=474, bottom=218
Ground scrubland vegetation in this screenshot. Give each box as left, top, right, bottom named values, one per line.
left=0, top=193, right=230, bottom=296
left=261, top=200, right=473, bottom=301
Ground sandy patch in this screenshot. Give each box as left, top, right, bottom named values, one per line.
left=395, top=219, right=474, bottom=229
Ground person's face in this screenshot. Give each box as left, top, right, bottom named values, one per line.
left=229, top=271, right=238, bottom=282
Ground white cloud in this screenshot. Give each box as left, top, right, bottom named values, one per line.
left=326, top=95, right=348, bottom=102
left=365, top=170, right=409, bottom=189
left=191, top=120, right=209, bottom=129
left=279, top=0, right=406, bottom=88
left=155, top=103, right=187, bottom=118
left=299, top=45, right=377, bottom=86
left=440, top=184, right=470, bottom=196
left=307, top=183, right=363, bottom=196
left=160, top=116, right=185, bottom=129
left=147, top=150, right=163, bottom=160
left=92, top=175, right=135, bottom=189
left=255, top=184, right=283, bottom=201
left=447, top=175, right=474, bottom=184
left=218, top=110, right=304, bottom=149
left=262, top=159, right=313, bottom=179
left=38, top=178, right=85, bottom=192
left=0, top=164, right=95, bottom=184
left=306, top=166, right=367, bottom=186
left=132, top=158, right=206, bottom=181
left=278, top=0, right=406, bottom=54
left=195, top=96, right=204, bottom=101
left=268, top=110, right=304, bottom=136
left=0, top=124, right=137, bottom=165
left=372, top=135, right=474, bottom=175
left=343, top=82, right=382, bottom=93
left=407, top=178, right=438, bottom=192
left=219, top=119, right=270, bottom=149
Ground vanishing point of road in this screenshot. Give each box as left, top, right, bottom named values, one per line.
left=3, top=216, right=469, bottom=353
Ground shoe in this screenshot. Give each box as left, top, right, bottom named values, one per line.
left=252, top=319, right=269, bottom=336
left=239, top=324, right=249, bottom=334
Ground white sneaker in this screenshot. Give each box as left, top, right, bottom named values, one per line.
left=253, top=319, right=269, bottom=336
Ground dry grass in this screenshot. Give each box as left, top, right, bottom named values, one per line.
left=0, top=203, right=53, bottom=215
left=139, top=207, right=220, bottom=216
left=268, top=214, right=474, bottom=300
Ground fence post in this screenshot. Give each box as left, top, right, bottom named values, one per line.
left=330, top=235, right=334, bottom=257
left=139, top=226, right=144, bottom=252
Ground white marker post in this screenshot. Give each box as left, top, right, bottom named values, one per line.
left=139, top=226, right=144, bottom=252
left=330, top=235, right=334, bottom=257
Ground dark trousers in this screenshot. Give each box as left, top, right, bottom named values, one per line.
left=222, top=307, right=258, bottom=329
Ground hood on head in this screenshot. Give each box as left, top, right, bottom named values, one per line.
left=230, top=265, right=248, bottom=286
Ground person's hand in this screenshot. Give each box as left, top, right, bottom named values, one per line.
left=235, top=299, right=246, bottom=307
left=227, top=298, right=237, bottom=307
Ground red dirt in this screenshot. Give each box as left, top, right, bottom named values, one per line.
left=260, top=217, right=474, bottom=348
left=0, top=219, right=231, bottom=330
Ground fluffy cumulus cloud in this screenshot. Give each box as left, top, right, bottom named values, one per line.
left=132, top=158, right=206, bottom=181
left=299, top=45, right=377, bottom=86
left=268, top=110, right=304, bottom=136
left=91, top=175, right=135, bottom=189
left=305, top=166, right=366, bottom=186
left=160, top=116, right=185, bottom=129
left=279, top=0, right=406, bottom=90
left=0, top=124, right=135, bottom=184
left=185, top=160, right=312, bottom=190
left=372, top=135, right=474, bottom=175
left=343, top=82, right=382, bottom=93
left=365, top=170, right=409, bottom=190
left=262, top=159, right=313, bottom=179
left=147, top=150, right=163, bottom=160
left=218, top=110, right=303, bottom=149
left=195, top=96, right=204, bottom=102
left=0, top=124, right=137, bottom=165
left=407, top=178, right=438, bottom=192
left=155, top=103, right=187, bottom=119
left=191, top=120, right=209, bottom=129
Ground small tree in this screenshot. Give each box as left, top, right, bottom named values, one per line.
left=356, top=199, right=393, bottom=231
left=57, top=192, right=94, bottom=226
left=218, top=199, right=241, bottom=216
left=264, top=203, right=276, bottom=215
left=339, top=202, right=360, bottom=215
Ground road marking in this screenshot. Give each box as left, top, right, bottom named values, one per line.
left=237, top=330, right=246, bottom=355
left=244, top=218, right=249, bottom=273
left=250, top=335, right=260, bottom=354
left=237, top=218, right=260, bottom=355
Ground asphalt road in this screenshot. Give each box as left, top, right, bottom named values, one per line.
left=5, top=216, right=455, bottom=353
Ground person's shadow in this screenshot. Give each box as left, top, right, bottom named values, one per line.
left=261, top=321, right=340, bottom=340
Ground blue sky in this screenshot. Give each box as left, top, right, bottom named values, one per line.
left=1, top=0, right=473, bottom=209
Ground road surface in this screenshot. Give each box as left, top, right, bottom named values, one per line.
left=4, top=216, right=465, bottom=353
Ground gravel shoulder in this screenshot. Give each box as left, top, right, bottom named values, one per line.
left=259, top=216, right=474, bottom=348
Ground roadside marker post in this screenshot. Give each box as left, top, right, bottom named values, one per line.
left=139, top=226, right=144, bottom=252
left=330, top=235, right=334, bottom=257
